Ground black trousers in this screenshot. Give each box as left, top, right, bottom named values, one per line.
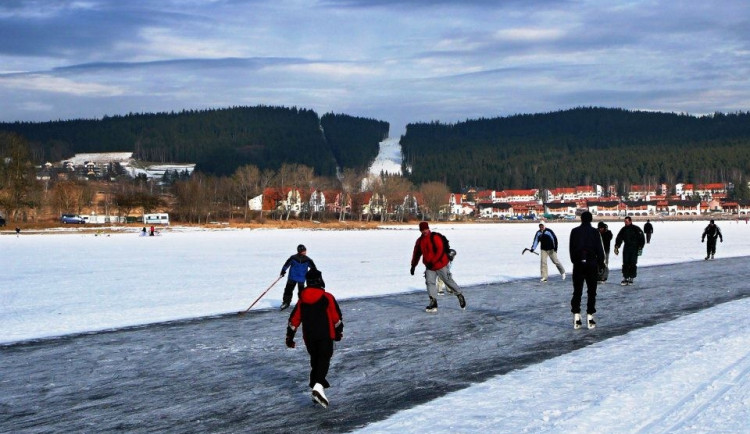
left=706, top=238, right=718, bottom=257
left=305, top=338, right=334, bottom=388
left=622, top=247, right=639, bottom=279
left=571, top=261, right=599, bottom=315
left=282, top=280, right=305, bottom=304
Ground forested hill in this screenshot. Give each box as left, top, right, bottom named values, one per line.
left=0, top=106, right=389, bottom=176
left=401, top=107, right=750, bottom=192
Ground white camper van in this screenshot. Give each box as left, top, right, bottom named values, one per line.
left=143, top=213, right=170, bottom=225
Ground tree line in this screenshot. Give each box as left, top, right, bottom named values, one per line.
left=400, top=107, right=750, bottom=196
left=0, top=106, right=389, bottom=178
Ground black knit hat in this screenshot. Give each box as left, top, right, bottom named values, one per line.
left=297, top=244, right=306, bottom=253
left=306, top=269, right=325, bottom=288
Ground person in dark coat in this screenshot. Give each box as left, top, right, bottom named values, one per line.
left=644, top=219, right=654, bottom=244
left=569, top=211, right=606, bottom=329
left=286, top=269, right=343, bottom=408
left=614, top=216, right=646, bottom=286
left=701, top=219, right=723, bottom=260
left=597, top=221, right=613, bottom=283
left=279, top=244, right=317, bottom=310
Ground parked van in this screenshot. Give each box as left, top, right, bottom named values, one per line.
left=143, top=213, right=170, bottom=225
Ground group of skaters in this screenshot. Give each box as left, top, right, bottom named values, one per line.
left=276, top=216, right=725, bottom=407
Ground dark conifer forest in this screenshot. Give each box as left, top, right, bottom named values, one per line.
left=3, top=106, right=750, bottom=192
left=0, top=106, right=388, bottom=177
left=401, top=107, right=750, bottom=191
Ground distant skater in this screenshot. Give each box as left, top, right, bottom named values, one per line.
left=410, top=221, right=466, bottom=312
left=285, top=269, right=343, bottom=408
left=701, top=219, right=723, bottom=260
left=644, top=219, right=653, bottom=244
left=529, top=221, right=566, bottom=282
left=279, top=244, right=317, bottom=310
left=614, top=216, right=645, bottom=286
left=597, top=222, right=613, bottom=283
left=569, top=212, right=605, bottom=329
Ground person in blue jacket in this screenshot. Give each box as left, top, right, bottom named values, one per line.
left=279, top=244, right=317, bottom=310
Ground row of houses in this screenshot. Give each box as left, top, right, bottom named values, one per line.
left=250, top=182, right=750, bottom=219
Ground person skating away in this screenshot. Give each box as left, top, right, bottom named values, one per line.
left=279, top=244, right=317, bottom=311
left=644, top=219, right=654, bottom=244
left=701, top=219, right=723, bottom=260
left=614, top=216, right=646, bottom=286
left=410, top=221, right=466, bottom=312
left=569, top=212, right=606, bottom=329
left=597, top=221, right=613, bottom=284
left=285, top=269, right=343, bottom=408
left=529, top=221, right=566, bottom=282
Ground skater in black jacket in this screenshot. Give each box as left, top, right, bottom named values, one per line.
left=701, top=220, right=723, bottom=260
left=597, top=222, right=613, bottom=283
left=614, top=216, right=646, bottom=286
left=569, top=211, right=605, bottom=329
left=644, top=220, right=654, bottom=244
left=286, top=269, right=343, bottom=408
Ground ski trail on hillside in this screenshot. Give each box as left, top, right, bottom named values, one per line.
left=369, top=138, right=402, bottom=175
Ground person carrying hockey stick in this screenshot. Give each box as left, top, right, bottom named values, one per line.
left=279, top=244, right=317, bottom=310
left=529, top=221, right=566, bottom=282
left=285, top=269, right=343, bottom=408
left=410, top=221, right=466, bottom=312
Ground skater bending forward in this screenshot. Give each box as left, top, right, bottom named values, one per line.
left=410, top=221, right=466, bottom=312
left=286, top=269, right=343, bottom=408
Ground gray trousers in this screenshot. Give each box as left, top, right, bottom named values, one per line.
left=425, top=265, right=462, bottom=299
left=540, top=249, right=565, bottom=279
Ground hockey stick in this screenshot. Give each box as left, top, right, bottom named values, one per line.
left=238, top=276, right=283, bottom=315
left=522, top=248, right=539, bottom=256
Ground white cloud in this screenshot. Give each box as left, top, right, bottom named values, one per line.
left=0, top=74, right=124, bottom=96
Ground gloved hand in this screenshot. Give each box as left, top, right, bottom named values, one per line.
left=530, top=249, right=535, bottom=253
left=720, top=239, right=723, bottom=243
left=280, top=270, right=286, bottom=277
left=614, top=247, right=619, bottom=255
left=410, top=265, right=415, bottom=276
left=285, top=337, right=295, bottom=348
left=334, top=322, right=344, bottom=341
left=638, top=249, right=643, bottom=256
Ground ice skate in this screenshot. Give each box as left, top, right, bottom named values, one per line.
left=587, top=314, right=596, bottom=329
left=312, top=383, right=329, bottom=408
left=425, top=297, right=438, bottom=313
left=561, top=272, right=566, bottom=280
left=573, top=313, right=582, bottom=329
left=279, top=302, right=290, bottom=311
left=457, top=293, right=466, bottom=310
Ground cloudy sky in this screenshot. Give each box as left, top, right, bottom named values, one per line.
left=1, top=0, right=748, bottom=136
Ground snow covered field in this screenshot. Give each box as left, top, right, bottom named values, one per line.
left=2, top=220, right=749, bottom=431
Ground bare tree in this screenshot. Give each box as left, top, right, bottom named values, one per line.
left=233, top=165, right=260, bottom=221
left=0, top=132, right=39, bottom=221
left=420, top=181, right=450, bottom=221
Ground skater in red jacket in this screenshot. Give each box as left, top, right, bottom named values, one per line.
left=285, top=269, right=343, bottom=408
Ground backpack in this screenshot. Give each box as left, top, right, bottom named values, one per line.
left=431, top=232, right=457, bottom=261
